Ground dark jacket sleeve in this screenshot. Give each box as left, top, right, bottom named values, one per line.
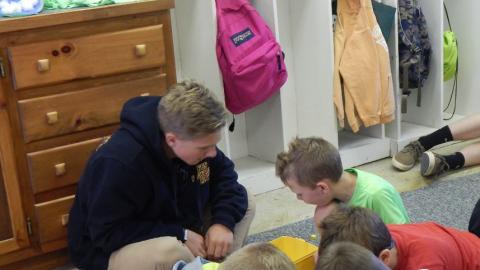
left=85, top=159, right=184, bottom=254
left=208, top=149, right=248, bottom=232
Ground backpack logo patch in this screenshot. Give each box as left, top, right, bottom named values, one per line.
left=230, top=28, right=255, bottom=47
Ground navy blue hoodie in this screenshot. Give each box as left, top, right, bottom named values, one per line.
left=68, top=96, right=247, bottom=270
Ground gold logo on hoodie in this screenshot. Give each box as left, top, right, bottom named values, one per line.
left=196, top=162, right=210, bottom=184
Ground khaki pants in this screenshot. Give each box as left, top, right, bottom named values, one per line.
left=107, top=191, right=256, bottom=270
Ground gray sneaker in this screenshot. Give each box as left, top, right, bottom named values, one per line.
left=420, top=151, right=450, bottom=177
left=392, top=140, right=425, bottom=171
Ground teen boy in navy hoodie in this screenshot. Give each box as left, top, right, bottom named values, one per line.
left=68, top=80, right=255, bottom=270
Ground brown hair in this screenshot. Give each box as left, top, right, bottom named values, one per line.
left=219, top=243, right=295, bottom=270
left=275, top=137, right=343, bottom=188
left=319, top=206, right=392, bottom=256
left=157, top=80, right=226, bottom=139
left=316, top=241, right=388, bottom=270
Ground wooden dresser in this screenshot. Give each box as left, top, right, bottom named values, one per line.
left=0, top=1, right=175, bottom=269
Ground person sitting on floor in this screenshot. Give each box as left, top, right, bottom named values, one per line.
left=276, top=137, right=410, bottom=225
left=318, top=205, right=480, bottom=270
left=68, top=80, right=255, bottom=270
left=316, top=241, right=388, bottom=270
left=393, top=113, right=480, bottom=177
left=172, top=242, right=295, bottom=270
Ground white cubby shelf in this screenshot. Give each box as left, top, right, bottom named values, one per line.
left=172, top=0, right=465, bottom=195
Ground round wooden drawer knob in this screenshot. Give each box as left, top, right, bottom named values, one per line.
left=61, top=214, right=69, bottom=227
left=37, top=59, right=50, bottom=72
left=55, top=163, right=66, bottom=176
left=46, top=111, right=58, bottom=125
left=135, top=44, right=147, bottom=57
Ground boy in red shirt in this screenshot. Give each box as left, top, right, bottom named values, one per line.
left=318, top=206, right=480, bottom=270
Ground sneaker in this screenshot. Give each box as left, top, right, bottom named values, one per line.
left=420, top=151, right=450, bottom=177
left=392, top=141, right=425, bottom=171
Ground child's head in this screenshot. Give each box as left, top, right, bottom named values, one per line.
left=275, top=137, right=343, bottom=205
left=314, top=202, right=341, bottom=230
left=319, top=206, right=397, bottom=269
left=158, top=79, right=227, bottom=140
left=219, top=243, right=295, bottom=270
left=158, top=80, right=227, bottom=165
left=316, top=241, right=389, bottom=270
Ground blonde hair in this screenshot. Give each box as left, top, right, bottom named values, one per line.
left=316, top=241, right=388, bottom=270
left=276, top=137, right=343, bottom=188
left=219, top=243, right=295, bottom=270
left=157, top=80, right=227, bottom=139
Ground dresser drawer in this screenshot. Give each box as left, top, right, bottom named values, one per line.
left=34, top=195, right=75, bottom=244
left=17, top=74, right=167, bottom=142
left=8, top=25, right=166, bottom=90
left=27, top=137, right=107, bottom=194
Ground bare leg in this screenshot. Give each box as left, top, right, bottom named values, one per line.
left=421, top=142, right=480, bottom=177
left=449, top=113, right=480, bottom=141
left=416, top=114, right=480, bottom=176
left=460, top=143, right=480, bottom=167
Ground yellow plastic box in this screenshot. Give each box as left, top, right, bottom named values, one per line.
left=270, top=236, right=318, bottom=270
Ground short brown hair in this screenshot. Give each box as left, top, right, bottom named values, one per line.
left=219, top=243, right=295, bottom=270
left=157, top=80, right=227, bottom=139
left=319, top=206, right=392, bottom=256
left=275, top=137, right=343, bottom=188
left=316, top=241, right=388, bottom=270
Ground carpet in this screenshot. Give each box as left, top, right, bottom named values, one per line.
left=246, top=172, right=480, bottom=244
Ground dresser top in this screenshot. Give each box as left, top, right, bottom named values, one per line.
left=0, top=0, right=173, bottom=34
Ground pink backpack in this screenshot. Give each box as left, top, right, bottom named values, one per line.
left=215, top=0, right=287, bottom=114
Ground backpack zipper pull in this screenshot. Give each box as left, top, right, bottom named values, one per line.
left=276, top=53, right=282, bottom=71
left=228, top=115, right=235, bottom=132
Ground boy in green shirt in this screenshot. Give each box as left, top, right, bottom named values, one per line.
left=275, top=137, right=409, bottom=224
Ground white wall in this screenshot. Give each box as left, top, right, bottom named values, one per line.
left=171, top=0, right=231, bottom=153
left=400, top=0, right=443, bottom=128
left=287, top=0, right=337, bottom=145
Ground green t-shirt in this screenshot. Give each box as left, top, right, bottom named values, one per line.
left=347, top=168, right=410, bottom=224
